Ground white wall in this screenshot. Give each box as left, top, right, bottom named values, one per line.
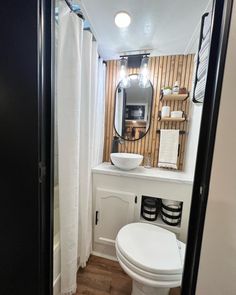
left=182, top=53, right=202, bottom=178
left=196, top=2, right=236, bottom=294
left=184, top=0, right=213, bottom=54
left=184, top=102, right=202, bottom=178
left=184, top=0, right=213, bottom=178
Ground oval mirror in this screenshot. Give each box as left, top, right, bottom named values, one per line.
left=114, top=74, right=153, bottom=141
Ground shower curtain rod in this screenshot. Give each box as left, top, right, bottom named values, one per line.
left=64, top=0, right=84, bottom=19
left=62, top=0, right=101, bottom=58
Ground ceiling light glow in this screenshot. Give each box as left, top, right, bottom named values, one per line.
left=115, top=12, right=131, bottom=28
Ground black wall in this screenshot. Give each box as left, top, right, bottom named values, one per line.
left=0, top=1, right=52, bottom=294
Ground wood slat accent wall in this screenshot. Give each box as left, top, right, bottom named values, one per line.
left=103, top=54, right=194, bottom=170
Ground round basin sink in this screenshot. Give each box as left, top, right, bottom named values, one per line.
left=110, top=153, right=143, bottom=170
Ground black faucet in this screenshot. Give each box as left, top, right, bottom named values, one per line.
left=111, top=136, right=124, bottom=165
left=111, top=136, right=120, bottom=154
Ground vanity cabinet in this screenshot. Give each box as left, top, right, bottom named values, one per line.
left=94, top=188, right=136, bottom=246
left=92, top=163, right=193, bottom=259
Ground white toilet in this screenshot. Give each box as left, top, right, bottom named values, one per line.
left=115, top=223, right=185, bottom=295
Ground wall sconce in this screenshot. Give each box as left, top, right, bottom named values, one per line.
left=139, top=55, right=150, bottom=88
left=119, top=57, right=131, bottom=88
left=119, top=54, right=150, bottom=88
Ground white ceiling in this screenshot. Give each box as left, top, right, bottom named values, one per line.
left=79, top=0, right=211, bottom=60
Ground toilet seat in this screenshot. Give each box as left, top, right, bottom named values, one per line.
left=117, top=249, right=181, bottom=288
left=116, top=244, right=182, bottom=283
left=115, top=223, right=185, bottom=288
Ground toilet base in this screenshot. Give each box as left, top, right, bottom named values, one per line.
left=132, top=280, right=170, bottom=295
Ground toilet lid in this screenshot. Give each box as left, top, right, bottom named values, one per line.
left=116, top=223, right=183, bottom=275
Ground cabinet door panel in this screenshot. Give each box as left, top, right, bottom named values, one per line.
left=95, top=188, right=135, bottom=246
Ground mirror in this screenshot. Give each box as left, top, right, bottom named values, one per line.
left=114, top=74, right=153, bottom=141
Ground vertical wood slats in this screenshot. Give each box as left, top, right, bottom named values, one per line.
left=103, top=54, right=194, bottom=170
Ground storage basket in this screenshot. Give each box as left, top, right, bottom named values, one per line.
left=161, top=200, right=182, bottom=226
left=141, top=197, right=159, bottom=221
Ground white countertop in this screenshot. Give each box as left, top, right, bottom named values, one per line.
left=92, top=162, right=193, bottom=184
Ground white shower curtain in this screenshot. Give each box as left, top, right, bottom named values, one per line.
left=57, top=2, right=106, bottom=293
left=78, top=31, right=106, bottom=267
left=57, top=2, right=83, bottom=294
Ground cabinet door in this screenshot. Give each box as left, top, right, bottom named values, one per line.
left=94, top=188, right=135, bottom=246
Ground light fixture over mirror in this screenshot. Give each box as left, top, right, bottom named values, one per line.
left=119, top=57, right=131, bottom=88
left=139, top=55, right=150, bottom=88
left=118, top=54, right=150, bottom=90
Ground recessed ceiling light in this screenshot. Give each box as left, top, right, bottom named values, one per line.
left=115, top=11, right=131, bottom=28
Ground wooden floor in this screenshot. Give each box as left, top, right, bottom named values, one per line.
left=76, top=255, right=180, bottom=295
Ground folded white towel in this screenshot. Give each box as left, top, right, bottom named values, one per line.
left=158, top=129, right=179, bottom=169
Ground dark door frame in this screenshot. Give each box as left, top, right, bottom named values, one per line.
left=0, top=0, right=53, bottom=294
left=38, top=0, right=54, bottom=294
left=182, top=0, right=233, bottom=294
left=39, top=0, right=234, bottom=294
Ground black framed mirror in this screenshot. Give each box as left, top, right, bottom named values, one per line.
left=114, top=74, right=153, bottom=141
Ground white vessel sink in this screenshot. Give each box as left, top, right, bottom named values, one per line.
left=110, top=153, right=143, bottom=170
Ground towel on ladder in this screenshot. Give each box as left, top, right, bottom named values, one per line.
left=158, top=129, right=179, bottom=169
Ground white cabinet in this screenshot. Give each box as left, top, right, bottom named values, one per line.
left=94, top=188, right=136, bottom=246
left=92, top=163, right=193, bottom=259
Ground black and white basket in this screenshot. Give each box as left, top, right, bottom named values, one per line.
left=161, top=200, right=182, bottom=226
left=141, top=197, right=159, bottom=221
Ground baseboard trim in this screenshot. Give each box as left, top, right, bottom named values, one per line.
left=92, top=251, right=118, bottom=262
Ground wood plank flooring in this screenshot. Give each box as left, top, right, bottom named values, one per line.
left=76, top=255, right=180, bottom=295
